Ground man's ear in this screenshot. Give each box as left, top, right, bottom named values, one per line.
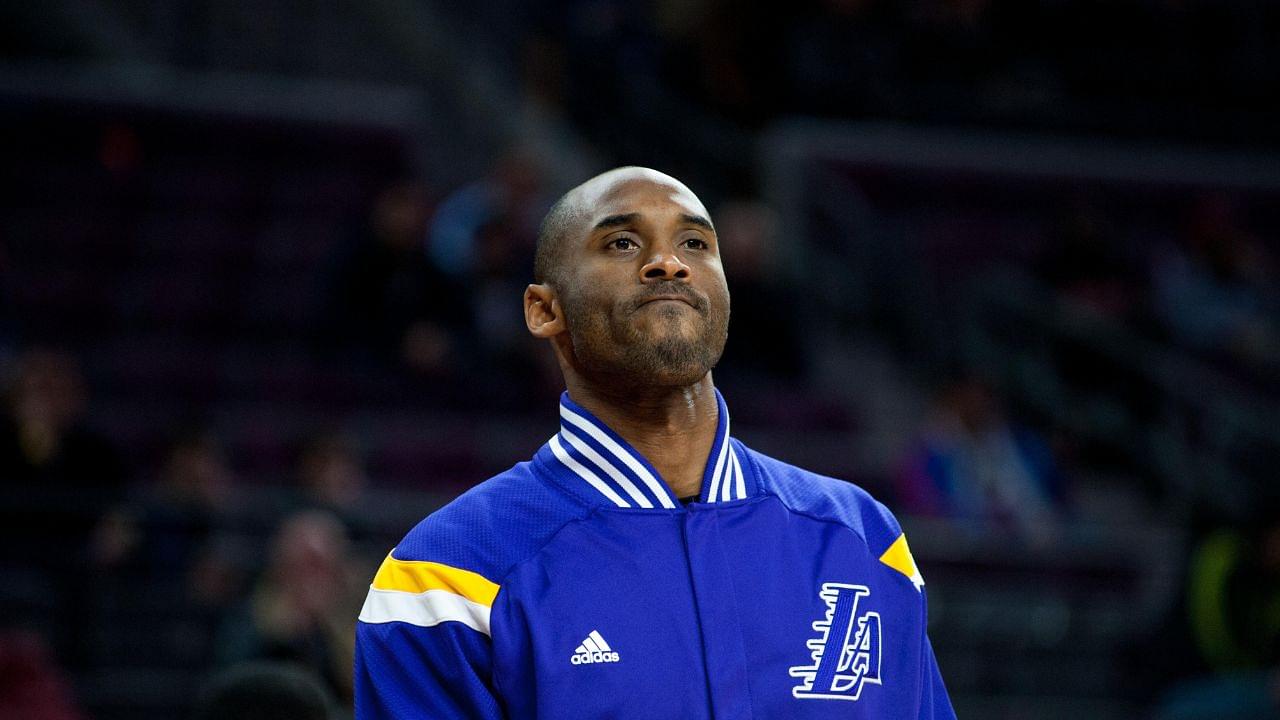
left=524, top=283, right=565, bottom=338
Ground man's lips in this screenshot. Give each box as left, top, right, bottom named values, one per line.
left=631, top=283, right=709, bottom=313
left=639, top=295, right=696, bottom=307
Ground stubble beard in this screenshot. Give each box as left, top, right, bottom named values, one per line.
left=561, top=290, right=729, bottom=391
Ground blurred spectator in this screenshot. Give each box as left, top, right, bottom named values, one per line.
left=94, top=427, right=249, bottom=614
left=896, top=377, right=1066, bottom=539
left=465, top=214, right=563, bottom=409
left=426, top=151, right=561, bottom=407
left=192, top=660, right=336, bottom=720
left=296, top=433, right=369, bottom=514
left=325, top=182, right=462, bottom=376
left=291, top=432, right=381, bottom=545
left=1152, top=195, right=1280, bottom=369
left=0, top=348, right=125, bottom=499
left=471, top=217, right=532, bottom=352
left=95, top=428, right=234, bottom=571
left=0, top=348, right=125, bottom=568
left=0, top=630, right=85, bottom=720
left=0, top=350, right=124, bottom=671
left=216, top=511, right=363, bottom=704
left=427, top=149, right=546, bottom=279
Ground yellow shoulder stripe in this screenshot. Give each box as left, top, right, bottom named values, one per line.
left=879, top=533, right=925, bottom=590
left=371, top=553, right=500, bottom=607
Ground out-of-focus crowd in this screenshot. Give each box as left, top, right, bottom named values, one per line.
left=4, top=174, right=1279, bottom=718
left=2, top=128, right=1279, bottom=718
left=0, top=348, right=373, bottom=718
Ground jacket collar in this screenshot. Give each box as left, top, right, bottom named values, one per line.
left=535, top=387, right=755, bottom=509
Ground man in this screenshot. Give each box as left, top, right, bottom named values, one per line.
left=354, top=167, right=955, bottom=718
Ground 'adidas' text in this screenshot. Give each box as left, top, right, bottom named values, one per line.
left=571, top=650, right=620, bottom=665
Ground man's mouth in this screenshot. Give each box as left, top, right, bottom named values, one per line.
left=639, top=295, right=695, bottom=307
left=634, top=283, right=707, bottom=311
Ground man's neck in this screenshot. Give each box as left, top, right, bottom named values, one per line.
left=563, top=374, right=719, bottom=500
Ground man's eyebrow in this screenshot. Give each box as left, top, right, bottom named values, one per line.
left=592, top=213, right=640, bottom=231
left=591, top=212, right=715, bottom=233
left=680, top=213, right=715, bottom=232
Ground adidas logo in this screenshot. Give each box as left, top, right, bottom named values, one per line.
left=570, top=630, right=620, bottom=665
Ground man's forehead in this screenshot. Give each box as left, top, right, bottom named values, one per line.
left=572, top=168, right=709, bottom=225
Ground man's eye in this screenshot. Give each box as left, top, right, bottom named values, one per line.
left=683, top=238, right=709, bottom=250
left=609, top=238, right=637, bottom=250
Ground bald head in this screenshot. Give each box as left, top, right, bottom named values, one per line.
left=534, top=167, right=710, bottom=289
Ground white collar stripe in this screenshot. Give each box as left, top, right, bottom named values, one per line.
left=705, top=454, right=723, bottom=504
left=560, top=426, right=655, bottom=508
left=719, top=449, right=730, bottom=501
left=548, top=434, right=630, bottom=508
left=710, top=419, right=732, bottom=501
left=732, top=449, right=746, bottom=500
left=720, top=452, right=733, bottom=501
left=559, top=404, right=676, bottom=509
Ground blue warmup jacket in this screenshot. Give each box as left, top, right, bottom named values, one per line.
left=355, top=389, right=956, bottom=719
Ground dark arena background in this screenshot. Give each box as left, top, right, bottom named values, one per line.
left=3, top=1, right=1280, bottom=718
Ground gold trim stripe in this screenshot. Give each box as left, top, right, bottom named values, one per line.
left=371, top=553, right=500, bottom=607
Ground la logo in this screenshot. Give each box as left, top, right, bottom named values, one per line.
left=788, top=583, right=882, bottom=701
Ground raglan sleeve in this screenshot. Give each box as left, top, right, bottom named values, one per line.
left=354, top=549, right=505, bottom=719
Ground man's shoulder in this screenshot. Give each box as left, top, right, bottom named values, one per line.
left=389, top=460, right=589, bottom=585
left=740, top=443, right=905, bottom=551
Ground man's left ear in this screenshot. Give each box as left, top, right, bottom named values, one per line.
left=524, top=283, right=565, bottom=338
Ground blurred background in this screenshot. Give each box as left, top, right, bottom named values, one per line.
left=2, top=0, right=1279, bottom=718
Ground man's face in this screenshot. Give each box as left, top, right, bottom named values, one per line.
left=555, top=173, right=730, bottom=390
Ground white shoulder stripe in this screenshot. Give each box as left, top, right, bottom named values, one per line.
left=359, top=587, right=492, bottom=635
left=549, top=434, right=631, bottom=507
left=560, top=405, right=676, bottom=509
left=561, top=427, right=653, bottom=508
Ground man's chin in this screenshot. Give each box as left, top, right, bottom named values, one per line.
left=632, top=317, right=703, bottom=343
left=583, top=344, right=718, bottom=391
left=641, top=339, right=717, bottom=385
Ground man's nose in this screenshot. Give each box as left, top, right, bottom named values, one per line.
left=640, top=247, right=691, bottom=282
